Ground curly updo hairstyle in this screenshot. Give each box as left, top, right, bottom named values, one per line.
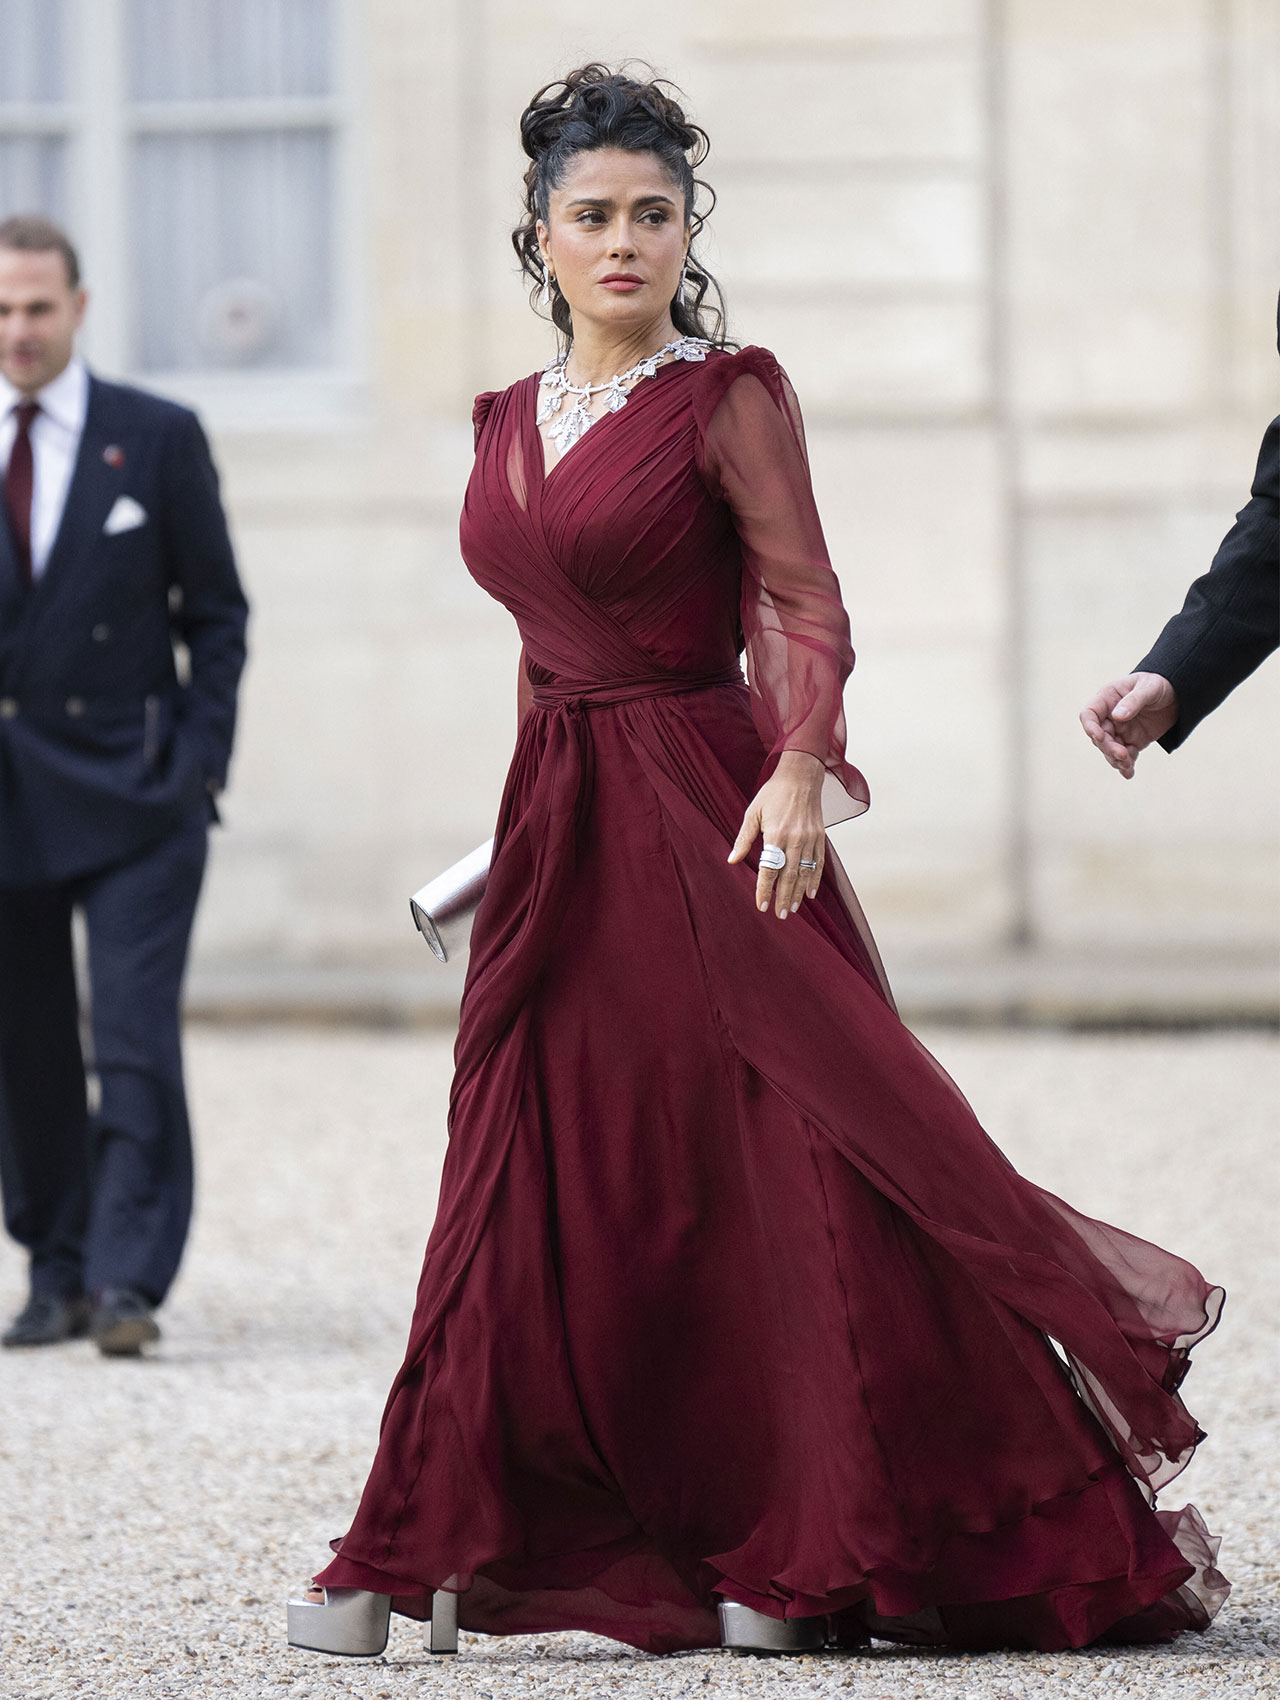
left=512, top=63, right=731, bottom=349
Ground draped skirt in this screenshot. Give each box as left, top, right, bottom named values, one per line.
left=317, top=676, right=1226, bottom=1654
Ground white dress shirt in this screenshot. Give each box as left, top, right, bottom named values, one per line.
left=0, top=356, right=90, bottom=580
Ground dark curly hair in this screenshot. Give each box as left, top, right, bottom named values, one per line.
left=511, top=63, right=731, bottom=348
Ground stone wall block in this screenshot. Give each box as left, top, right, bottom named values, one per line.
left=732, top=296, right=988, bottom=414
left=828, top=636, right=1015, bottom=955
left=696, top=53, right=982, bottom=164
left=713, top=174, right=983, bottom=288
left=690, top=0, right=979, bottom=45
left=1007, top=0, right=1215, bottom=417
left=1226, top=0, right=1280, bottom=411
left=805, top=425, right=1005, bottom=635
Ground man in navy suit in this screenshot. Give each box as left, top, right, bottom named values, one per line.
left=0, top=215, right=248, bottom=1354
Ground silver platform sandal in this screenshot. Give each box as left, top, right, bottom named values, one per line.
left=286, top=1585, right=460, bottom=1657
left=718, top=1601, right=827, bottom=1654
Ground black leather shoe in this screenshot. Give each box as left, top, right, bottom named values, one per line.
left=92, top=1288, right=161, bottom=1357
left=2, top=1293, right=92, bottom=1348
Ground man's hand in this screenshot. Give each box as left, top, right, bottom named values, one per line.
left=1079, top=672, right=1179, bottom=779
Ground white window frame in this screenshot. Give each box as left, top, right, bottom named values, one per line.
left=63, top=0, right=363, bottom=429
left=0, top=1, right=75, bottom=220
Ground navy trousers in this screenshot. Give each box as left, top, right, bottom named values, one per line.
left=0, top=813, right=208, bottom=1305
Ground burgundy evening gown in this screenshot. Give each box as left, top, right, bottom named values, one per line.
left=316, top=347, right=1227, bottom=1654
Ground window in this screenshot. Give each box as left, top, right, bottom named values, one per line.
left=0, top=1, right=73, bottom=219
left=0, top=0, right=352, bottom=419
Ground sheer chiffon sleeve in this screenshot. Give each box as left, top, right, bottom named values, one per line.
left=694, top=349, right=869, bottom=825
left=473, top=390, right=499, bottom=448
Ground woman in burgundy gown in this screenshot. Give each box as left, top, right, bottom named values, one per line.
left=288, top=66, right=1227, bottom=1660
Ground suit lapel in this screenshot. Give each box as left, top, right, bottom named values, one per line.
left=30, top=376, right=126, bottom=611
left=0, top=495, right=20, bottom=623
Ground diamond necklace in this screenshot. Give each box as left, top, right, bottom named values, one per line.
left=537, top=335, right=710, bottom=455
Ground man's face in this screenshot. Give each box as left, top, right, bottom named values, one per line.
left=0, top=248, right=86, bottom=395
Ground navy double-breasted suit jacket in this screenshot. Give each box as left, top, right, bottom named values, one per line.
left=0, top=373, right=248, bottom=886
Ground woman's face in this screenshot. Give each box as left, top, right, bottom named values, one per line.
left=537, top=147, right=690, bottom=338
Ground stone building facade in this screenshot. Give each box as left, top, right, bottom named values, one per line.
left=3, top=0, right=1277, bottom=1015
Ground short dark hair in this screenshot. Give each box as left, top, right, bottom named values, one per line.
left=0, top=214, right=81, bottom=289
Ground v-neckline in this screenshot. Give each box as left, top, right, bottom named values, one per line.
left=531, top=355, right=687, bottom=489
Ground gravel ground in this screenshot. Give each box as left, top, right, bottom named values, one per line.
left=0, top=1024, right=1276, bottom=1700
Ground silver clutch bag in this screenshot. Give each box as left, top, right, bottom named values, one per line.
left=410, top=838, right=494, bottom=963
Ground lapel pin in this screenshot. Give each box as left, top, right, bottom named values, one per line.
left=103, top=444, right=125, bottom=468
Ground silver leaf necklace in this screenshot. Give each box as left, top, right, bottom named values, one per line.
left=537, top=335, right=710, bottom=456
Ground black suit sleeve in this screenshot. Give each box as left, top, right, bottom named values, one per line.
left=159, top=410, right=249, bottom=790
left=1135, top=415, right=1279, bottom=751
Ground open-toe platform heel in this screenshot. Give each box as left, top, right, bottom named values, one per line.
left=718, top=1601, right=827, bottom=1655
left=287, top=1587, right=391, bottom=1657
left=286, top=1585, right=460, bottom=1657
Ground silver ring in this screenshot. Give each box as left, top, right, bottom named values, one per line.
left=759, top=843, right=786, bottom=871
left=798, top=859, right=817, bottom=871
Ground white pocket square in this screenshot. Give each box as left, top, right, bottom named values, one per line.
left=103, top=494, right=147, bottom=535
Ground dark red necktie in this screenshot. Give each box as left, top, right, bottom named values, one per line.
left=4, top=400, right=39, bottom=590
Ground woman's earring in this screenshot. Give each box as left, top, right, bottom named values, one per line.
left=539, top=265, right=552, bottom=310
left=680, top=262, right=694, bottom=303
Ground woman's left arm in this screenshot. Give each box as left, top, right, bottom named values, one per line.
left=698, top=354, right=869, bottom=919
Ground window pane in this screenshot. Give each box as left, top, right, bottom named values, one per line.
left=0, top=0, right=69, bottom=102
left=0, top=138, right=68, bottom=220
left=128, top=0, right=333, bottom=101
left=131, top=130, right=333, bottom=371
